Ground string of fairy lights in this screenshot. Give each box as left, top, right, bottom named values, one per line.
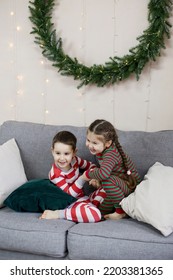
left=145, top=62, right=152, bottom=131
left=8, top=1, right=50, bottom=123
left=7, top=0, right=89, bottom=124
left=9, top=1, right=18, bottom=120
left=112, top=0, right=118, bottom=124
left=6, top=0, right=153, bottom=128
left=8, top=1, right=49, bottom=123
left=78, top=0, right=87, bottom=125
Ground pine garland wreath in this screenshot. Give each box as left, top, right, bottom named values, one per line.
left=29, top=0, right=172, bottom=88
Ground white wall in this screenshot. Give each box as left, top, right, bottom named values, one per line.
left=0, top=0, right=173, bottom=131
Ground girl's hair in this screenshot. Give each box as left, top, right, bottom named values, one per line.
left=88, top=119, right=137, bottom=190
left=52, top=131, right=77, bottom=151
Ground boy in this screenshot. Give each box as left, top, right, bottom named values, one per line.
left=40, top=131, right=106, bottom=222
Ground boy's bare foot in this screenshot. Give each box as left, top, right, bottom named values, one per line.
left=104, top=212, right=126, bottom=220
left=39, top=210, right=59, bottom=219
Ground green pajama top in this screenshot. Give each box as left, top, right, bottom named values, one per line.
left=85, top=144, right=141, bottom=213
left=86, top=144, right=140, bottom=182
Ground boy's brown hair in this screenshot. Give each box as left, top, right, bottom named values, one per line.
left=52, top=131, right=77, bottom=151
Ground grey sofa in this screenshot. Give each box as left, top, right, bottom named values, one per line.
left=0, top=120, right=173, bottom=260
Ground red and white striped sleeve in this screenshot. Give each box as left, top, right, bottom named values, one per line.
left=49, top=164, right=70, bottom=193
left=76, top=156, right=96, bottom=170
left=49, top=163, right=84, bottom=198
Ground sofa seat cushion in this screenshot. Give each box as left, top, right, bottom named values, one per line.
left=0, top=207, right=75, bottom=258
left=67, top=218, right=173, bottom=260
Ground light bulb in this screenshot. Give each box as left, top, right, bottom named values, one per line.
left=16, top=26, right=21, bottom=31
left=17, top=75, right=23, bottom=81
left=9, top=43, right=14, bottom=48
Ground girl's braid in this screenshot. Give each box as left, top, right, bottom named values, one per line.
left=114, top=135, right=137, bottom=190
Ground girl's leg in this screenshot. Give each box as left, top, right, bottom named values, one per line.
left=99, top=176, right=130, bottom=219
left=104, top=207, right=126, bottom=220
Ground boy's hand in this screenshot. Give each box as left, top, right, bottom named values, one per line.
left=81, top=171, right=90, bottom=181
left=89, top=179, right=101, bottom=188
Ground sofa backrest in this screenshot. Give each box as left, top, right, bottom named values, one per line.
left=0, top=121, right=94, bottom=180
left=0, top=120, right=173, bottom=180
left=117, top=129, right=173, bottom=179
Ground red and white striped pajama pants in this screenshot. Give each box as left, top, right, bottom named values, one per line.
left=59, top=187, right=106, bottom=223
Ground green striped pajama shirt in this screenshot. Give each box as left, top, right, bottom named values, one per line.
left=85, top=144, right=141, bottom=215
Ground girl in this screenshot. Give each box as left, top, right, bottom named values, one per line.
left=82, top=119, right=141, bottom=220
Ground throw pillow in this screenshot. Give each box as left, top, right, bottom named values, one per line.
left=120, top=162, right=173, bottom=236
left=4, top=179, right=77, bottom=212
left=0, top=138, right=27, bottom=208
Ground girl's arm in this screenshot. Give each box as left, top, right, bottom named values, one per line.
left=83, top=150, right=118, bottom=181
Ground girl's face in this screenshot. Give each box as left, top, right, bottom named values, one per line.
left=86, top=131, right=112, bottom=155
left=52, top=142, right=76, bottom=171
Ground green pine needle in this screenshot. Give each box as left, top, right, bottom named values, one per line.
left=28, top=0, right=172, bottom=88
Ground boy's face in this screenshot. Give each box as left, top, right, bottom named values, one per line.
left=52, top=142, right=76, bottom=171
